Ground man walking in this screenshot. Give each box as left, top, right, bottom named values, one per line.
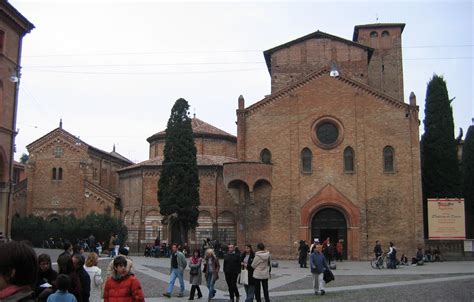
left=224, top=244, right=241, bottom=302
left=310, top=244, right=329, bottom=296
left=163, top=243, right=187, bottom=298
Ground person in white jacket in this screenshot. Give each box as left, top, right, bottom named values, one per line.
left=84, top=252, right=103, bottom=301
left=251, top=243, right=271, bottom=302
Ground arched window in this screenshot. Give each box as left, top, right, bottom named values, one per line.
left=52, top=168, right=57, bottom=180
left=382, top=30, right=390, bottom=37
left=370, top=31, right=378, bottom=38
left=383, top=146, right=394, bottom=172
left=260, top=149, right=272, bottom=164
left=301, top=148, right=312, bottom=173
left=344, top=147, right=355, bottom=172
left=58, top=167, right=63, bottom=180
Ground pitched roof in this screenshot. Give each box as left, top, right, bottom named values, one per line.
left=353, top=23, right=405, bottom=41
left=118, top=154, right=238, bottom=172
left=0, top=0, right=35, bottom=34
left=26, top=127, right=133, bottom=165
left=244, top=67, right=412, bottom=117
left=263, top=30, right=374, bottom=74
left=147, top=117, right=236, bottom=143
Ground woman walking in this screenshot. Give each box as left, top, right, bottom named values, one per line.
left=203, top=249, right=220, bottom=301
left=240, top=244, right=256, bottom=302
left=251, top=243, right=271, bottom=302
left=84, top=253, right=103, bottom=301
left=188, top=249, right=203, bottom=300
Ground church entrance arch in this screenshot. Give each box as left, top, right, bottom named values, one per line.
left=311, top=208, right=347, bottom=259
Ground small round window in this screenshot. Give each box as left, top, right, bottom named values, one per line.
left=316, top=122, right=339, bottom=145
left=311, top=117, right=344, bottom=149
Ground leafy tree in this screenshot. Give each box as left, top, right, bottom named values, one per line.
left=158, top=98, right=200, bottom=245
left=421, top=74, right=462, bottom=237
left=462, top=124, right=474, bottom=238
left=19, top=153, right=29, bottom=164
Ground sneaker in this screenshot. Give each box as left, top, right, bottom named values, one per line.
left=321, top=290, right=325, bottom=296
left=163, top=293, right=171, bottom=298
left=178, top=293, right=184, bottom=297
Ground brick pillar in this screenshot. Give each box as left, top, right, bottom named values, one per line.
left=236, top=95, right=246, bottom=160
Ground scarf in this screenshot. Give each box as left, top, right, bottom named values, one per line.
left=191, top=256, right=201, bottom=264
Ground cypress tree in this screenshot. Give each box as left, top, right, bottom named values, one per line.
left=158, top=98, right=200, bottom=245
left=462, top=124, right=474, bottom=238
left=421, top=74, right=462, bottom=237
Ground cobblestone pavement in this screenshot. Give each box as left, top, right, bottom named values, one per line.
left=35, top=248, right=474, bottom=301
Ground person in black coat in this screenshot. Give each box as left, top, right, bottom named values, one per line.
left=35, top=253, right=58, bottom=301
left=223, top=244, right=241, bottom=302
left=72, top=253, right=91, bottom=302
left=298, top=240, right=309, bottom=268
left=240, top=244, right=256, bottom=302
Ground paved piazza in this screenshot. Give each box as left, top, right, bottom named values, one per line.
left=36, top=249, right=473, bottom=301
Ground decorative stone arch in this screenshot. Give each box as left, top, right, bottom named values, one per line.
left=300, top=184, right=360, bottom=260
left=144, top=210, right=162, bottom=242
left=132, top=210, right=140, bottom=226
left=252, top=178, right=272, bottom=192
left=227, top=179, right=250, bottom=204
left=123, top=211, right=131, bottom=226
left=217, top=211, right=237, bottom=244
left=196, top=210, right=213, bottom=244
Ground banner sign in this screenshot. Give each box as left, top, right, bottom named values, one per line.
left=428, top=198, right=465, bottom=240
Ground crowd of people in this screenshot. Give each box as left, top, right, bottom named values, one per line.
left=0, top=240, right=144, bottom=302
left=374, top=240, right=444, bottom=269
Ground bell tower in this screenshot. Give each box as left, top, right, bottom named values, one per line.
left=353, top=23, right=405, bottom=102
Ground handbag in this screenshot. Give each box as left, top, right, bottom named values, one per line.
left=323, top=269, right=335, bottom=283
left=190, top=266, right=199, bottom=276
left=239, top=268, right=249, bottom=285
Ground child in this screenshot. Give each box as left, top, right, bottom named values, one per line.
left=104, top=256, right=145, bottom=302
left=46, top=274, right=77, bottom=302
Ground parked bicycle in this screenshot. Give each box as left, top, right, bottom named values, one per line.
left=371, top=252, right=389, bottom=269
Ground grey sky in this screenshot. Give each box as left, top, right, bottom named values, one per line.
left=11, top=0, right=473, bottom=163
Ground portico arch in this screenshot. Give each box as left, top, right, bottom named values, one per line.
left=300, top=184, right=360, bottom=260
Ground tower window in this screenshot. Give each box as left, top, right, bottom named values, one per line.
left=301, top=148, right=312, bottom=173
left=344, top=147, right=355, bottom=172
left=54, top=146, right=64, bottom=158
left=382, top=30, right=390, bottom=37
left=260, top=149, right=272, bottom=164
left=370, top=31, right=378, bottom=38
left=52, top=168, right=57, bottom=180
left=58, top=168, right=63, bottom=180
left=383, top=146, right=395, bottom=173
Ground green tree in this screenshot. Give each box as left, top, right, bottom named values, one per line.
left=158, top=98, right=200, bottom=245
left=462, top=124, right=474, bottom=238
left=421, top=74, right=462, bottom=237
left=19, top=153, right=29, bottom=164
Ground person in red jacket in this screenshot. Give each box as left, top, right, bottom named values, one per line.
left=104, top=256, right=144, bottom=302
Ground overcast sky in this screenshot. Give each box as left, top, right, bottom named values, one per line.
left=10, top=0, right=473, bottom=163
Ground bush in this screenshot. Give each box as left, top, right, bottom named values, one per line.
left=11, top=213, right=127, bottom=248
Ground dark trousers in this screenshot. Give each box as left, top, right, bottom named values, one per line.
left=298, top=254, right=307, bottom=267
left=254, top=278, right=269, bottom=302
left=336, top=252, right=342, bottom=262
left=225, top=272, right=240, bottom=300
left=189, top=285, right=202, bottom=299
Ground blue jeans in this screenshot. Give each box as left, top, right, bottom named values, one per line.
left=244, top=284, right=255, bottom=302
left=206, top=274, right=216, bottom=299
left=167, top=268, right=185, bottom=294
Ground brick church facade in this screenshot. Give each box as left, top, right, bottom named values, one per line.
left=0, top=1, right=34, bottom=238
left=15, top=23, right=424, bottom=259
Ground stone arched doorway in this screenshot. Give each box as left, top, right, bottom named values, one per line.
left=300, top=184, right=360, bottom=260
left=311, top=208, right=347, bottom=259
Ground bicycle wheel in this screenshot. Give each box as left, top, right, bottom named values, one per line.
left=370, top=258, right=378, bottom=269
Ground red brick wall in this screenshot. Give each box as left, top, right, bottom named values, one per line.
left=269, top=38, right=369, bottom=92
left=150, top=137, right=236, bottom=159
left=240, top=74, right=422, bottom=259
